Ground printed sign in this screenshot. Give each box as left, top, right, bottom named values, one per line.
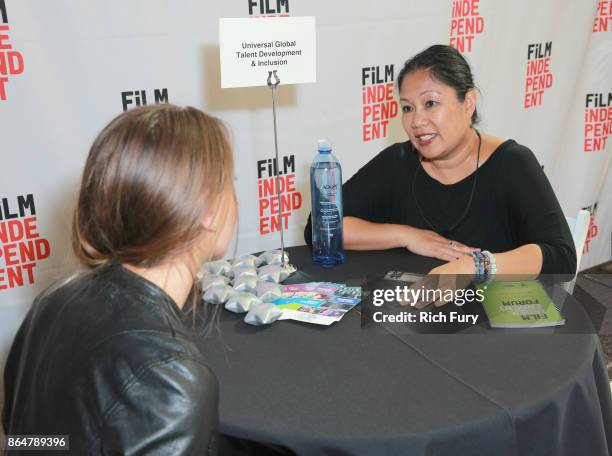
left=0, top=194, right=51, bottom=291
left=219, top=16, right=316, bottom=88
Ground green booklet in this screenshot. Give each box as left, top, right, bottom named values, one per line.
left=477, top=280, right=565, bottom=328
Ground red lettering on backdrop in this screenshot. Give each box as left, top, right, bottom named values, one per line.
left=362, top=82, right=398, bottom=142
left=361, top=65, right=398, bottom=143
left=582, top=212, right=599, bottom=254
left=449, top=0, right=485, bottom=53
left=593, top=1, right=612, bottom=32
left=0, top=24, right=25, bottom=101
left=0, top=215, right=51, bottom=290
left=524, top=43, right=553, bottom=109
left=583, top=93, right=612, bottom=152
left=0, top=25, right=11, bottom=49
left=258, top=173, right=303, bottom=235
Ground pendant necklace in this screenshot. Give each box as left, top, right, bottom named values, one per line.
left=412, top=129, right=481, bottom=236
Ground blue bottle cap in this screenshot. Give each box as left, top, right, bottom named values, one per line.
left=318, top=139, right=332, bottom=153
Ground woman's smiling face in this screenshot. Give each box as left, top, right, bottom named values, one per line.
left=399, top=69, right=476, bottom=161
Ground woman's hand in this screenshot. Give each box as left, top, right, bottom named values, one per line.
left=401, top=256, right=476, bottom=309
left=428, top=255, right=476, bottom=276
left=404, top=227, right=479, bottom=262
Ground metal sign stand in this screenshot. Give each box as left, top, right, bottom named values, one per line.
left=266, top=70, right=290, bottom=269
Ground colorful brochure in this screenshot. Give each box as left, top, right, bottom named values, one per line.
left=273, top=282, right=361, bottom=326
left=478, top=280, right=565, bottom=328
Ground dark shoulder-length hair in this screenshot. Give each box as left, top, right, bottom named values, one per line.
left=397, top=44, right=479, bottom=124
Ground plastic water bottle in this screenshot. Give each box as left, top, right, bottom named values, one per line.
left=310, top=139, right=345, bottom=267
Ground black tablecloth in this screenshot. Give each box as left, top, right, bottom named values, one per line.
left=198, top=247, right=612, bottom=456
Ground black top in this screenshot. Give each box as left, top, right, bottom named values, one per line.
left=305, top=140, right=576, bottom=275
left=2, top=263, right=219, bottom=455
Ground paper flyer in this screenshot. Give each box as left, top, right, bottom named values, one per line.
left=273, top=282, right=361, bottom=325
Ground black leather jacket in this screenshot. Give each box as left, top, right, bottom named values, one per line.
left=2, top=263, right=218, bottom=455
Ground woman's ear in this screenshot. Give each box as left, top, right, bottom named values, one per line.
left=202, top=196, right=224, bottom=233
left=202, top=216, right=218, bottom=233
left=465, top=88, right=477, bottom=120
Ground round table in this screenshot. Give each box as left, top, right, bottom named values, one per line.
left=198, top=246, right=612, bottom=456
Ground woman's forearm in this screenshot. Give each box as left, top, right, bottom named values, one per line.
left=493, top=243, right=543, bottom=277
left=433, top=244, right=544, bottom=282
left=343, top=216, right=412, bottom=250
left=449, top=243, right=544, bottom=278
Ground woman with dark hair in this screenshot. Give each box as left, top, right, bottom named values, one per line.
left=306, top=44, right=576, bottom=288
left=2, top=104, right=236, bottom=454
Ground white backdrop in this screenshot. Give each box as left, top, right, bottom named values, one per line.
left=1, top=0, right=611, bottom=408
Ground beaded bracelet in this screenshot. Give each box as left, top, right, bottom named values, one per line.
left=471, top=251, right=484, bottom=281
left=483, top=250, right=497, bottom=280
left=471, top=250, right=496, bottom=284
